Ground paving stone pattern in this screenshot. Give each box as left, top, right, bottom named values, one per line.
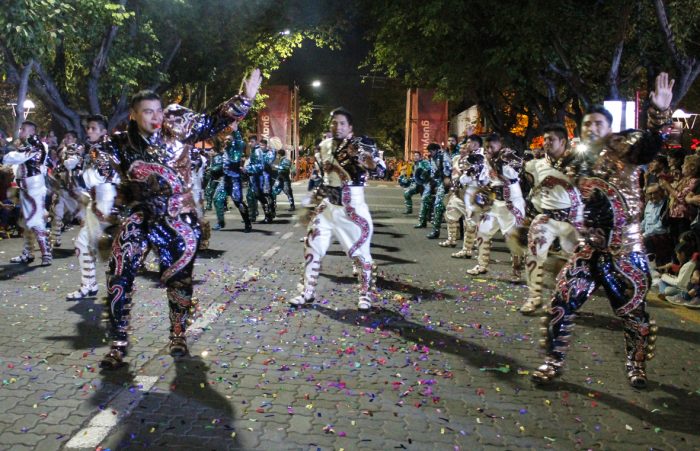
left=0, top=183, right=699, bottom=450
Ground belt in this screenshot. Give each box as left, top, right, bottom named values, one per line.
left=542, top=208, right=571, bottom=221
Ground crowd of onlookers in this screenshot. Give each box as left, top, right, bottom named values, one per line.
left=642, top=149, right=700, bottom=308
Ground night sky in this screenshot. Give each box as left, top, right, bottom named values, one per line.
left=268, top=30, right=378, bottom=133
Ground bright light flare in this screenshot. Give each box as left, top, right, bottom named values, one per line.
left=311, top=80, right=321, bottom=88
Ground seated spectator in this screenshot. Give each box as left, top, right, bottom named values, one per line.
left=0, top=166, right=19, bottom=239
left=657, top=242, right=697, bottom=304
left=643, top=184, right=674, bottom=266
left=683, top=269, right=700, bottom=309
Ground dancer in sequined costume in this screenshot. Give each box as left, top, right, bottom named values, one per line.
left=290, top=107, right=386, bottom=311
left=67, top=115, right=120, bottom=300
left=426, top=143, right=452, bottom=239
left=213, top=125, right=252, bottom=232
left=398, top=150, right=430, bottom=215
left=531, top=73, right=673, bottom=388
left=50, top=131, right=85, bottom=248
left=204, top=144, right=224, bottom=211
left=2, top=121, right=53, bottom=265
left=99, top=70, right=261, bottom=369
left=245, top=137, right=275, bottom=223
left=520, top=124, right=582, bottom=315
left=440, top=135, right=487, bottom=259
left=190, top=144, right=211, bottom=249
left=466, top=133, right=526, bottom=282
left=272, top=147, right=295, bottom=211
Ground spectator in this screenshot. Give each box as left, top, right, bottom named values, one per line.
left=660, top=154, right=700, bottom=238
left=683, top=268, right=700, bottom=308
left=657, top=241, right=697, bottom=304
left=645, top=155, right=669, bottom=186
left=643, top=183, right=674, bottom=266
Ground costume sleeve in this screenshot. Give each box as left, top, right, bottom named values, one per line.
left=184, top=95, right=253, bottom=144
left=626, top=106, right=671, bottom=165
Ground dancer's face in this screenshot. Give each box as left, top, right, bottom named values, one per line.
left=581, top=113, right=611, bottom=145
left=412, top=152, right=421, bottom=162
left=543, top=132, right=567, bottom=159
left=485, top=140, right=501, bottom=157
left=131, top=99, right=163, bottom=136
left=448, top=136, right=457, bottom=149
left=330, top=113, right=353, bottom=140
left=19, top=123, right=36, bottom=140
left=86, top=121, right=107, bottom=143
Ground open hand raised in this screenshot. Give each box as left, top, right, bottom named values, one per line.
left=650, top=72, right=675, bottom=111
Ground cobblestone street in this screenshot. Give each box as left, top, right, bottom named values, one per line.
left=1, top=182, right=699, bottom=450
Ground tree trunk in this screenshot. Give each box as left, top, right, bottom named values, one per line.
left=13, top=60, right=36, bottom=137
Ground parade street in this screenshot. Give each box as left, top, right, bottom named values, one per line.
left=0, top=182, right=699, bottom=451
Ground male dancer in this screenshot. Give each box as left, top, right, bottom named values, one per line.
left=50, top=131, right=85, bottom=247
left=290, top=107, right=385, bottom=311
left=67, top=115, right=120, bottom=300
left=399, top=150, right=431, bottom=215
left=204, top=144, right=224, bottom=211
left=190, top=144, right=210, bottom=249
left=466, top=133, right=525, bottom=282
left=520, top=123, right=582, bottom=314
left=532, top=73, right=673, bottom=388
left=246, top=137, right=274, bottom=223
left=100, top=69, right=261, bottom=369
left=442, top=135, right=488, bottom=258
left=426, top=143, right=452, bottom=239
left=213, top=124, right=252, bottom=232
left=3, top=121, right=52, bottom=265
left=272, top=146, right=295, bottom=211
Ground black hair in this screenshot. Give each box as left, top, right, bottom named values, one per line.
left=64, top=130, right=78, bottom=139
left=249, top=135, right=258, bottom=141
left=466, top=134, right=482, bottom=146
left=129, top=90, right=161, bottom=110
left=583, top=104, right=613, bottom=127
left=542, top=123, right=568, bottom=142
left=21, top=120, right=37, bottom=130
left=449, top=133, right=458, bottom=140
left=330, top=107, right=353, bottom=126
left=260, top=139, right=268, bottom=145
left=485, top=133, right=501, bottom=143
left=86, top=114, right=108, bottom=130
left=427, top=143, right=440, bottom=152
left=655, top=155, right=669, bottom=168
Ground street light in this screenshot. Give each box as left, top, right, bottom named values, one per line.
left=311, top=80, right=321, bottom=88
left=7, top=99, right=36, bottom=119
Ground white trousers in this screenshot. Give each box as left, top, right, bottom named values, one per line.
left=74, top=184, right=117, bottom=288
left=525, top=214, right=579, bottom=301
left=302, top=186, right=374, bottom=298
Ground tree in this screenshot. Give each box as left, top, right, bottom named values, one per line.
left=1, top=0, right=346, bottom=138
left=360, top=0, right=700, bottom=146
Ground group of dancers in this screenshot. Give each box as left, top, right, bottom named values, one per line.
left=1, top=68, right=675, bottom=388
left=400, top=73, right=674, bottom=388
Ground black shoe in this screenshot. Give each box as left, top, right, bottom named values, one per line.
left=414, top=223, right=427, bottom=229
left=426, top=230, right=440, bottom=239
left=262, top=217, right=274, bottom=224
left=243, top=223, right=252, bottom=233
left=404, top=210, right=413, bottom=215
left=100, top=348, right=126, bottom=370
left=169, top=337, right=188, bottom=357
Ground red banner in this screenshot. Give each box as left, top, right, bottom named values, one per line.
left=405, top=88, right=448, bottom=157
left=257, top=85, right=291, bottom=143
